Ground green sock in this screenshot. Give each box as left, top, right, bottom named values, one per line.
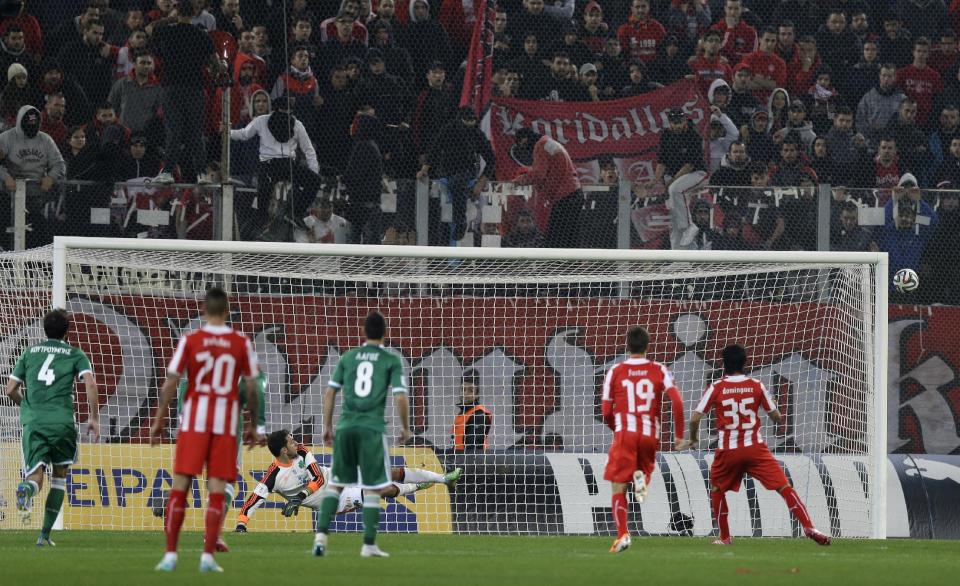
left=362, top=494, right=381, bottom=546
left=42, top=479, right=66, bottom=535
left=316, top=489, right=340, bottom=534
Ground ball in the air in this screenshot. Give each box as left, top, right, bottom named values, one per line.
left=893, top=268, right=919, bottom=293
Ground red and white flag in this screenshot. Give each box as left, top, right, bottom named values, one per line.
left=459, top=0, right=496, bottom=115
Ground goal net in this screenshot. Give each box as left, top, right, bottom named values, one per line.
left=0, top=238, right=886, bottom=539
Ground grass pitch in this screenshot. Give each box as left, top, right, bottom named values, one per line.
left=2, top=531, right=958, bottom=586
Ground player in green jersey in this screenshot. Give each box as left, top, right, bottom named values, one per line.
left=5, top=309, right=100, bottom=546
left=163, top=369, right=268, bottom=552
left=314, top=312, right=411, bottom=558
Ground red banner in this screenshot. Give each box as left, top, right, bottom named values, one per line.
left=459, top=0, right=496, bottom=115
left=489, top=79, right=709, bottom=184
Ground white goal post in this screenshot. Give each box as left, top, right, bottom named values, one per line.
left=0, top=237, right=886, bottom=539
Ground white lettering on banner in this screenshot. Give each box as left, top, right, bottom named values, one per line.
left=904, top=458, right=960, bottom=485
left=661, top=453, right=713, bottom=536
left=545, top=453, right=612, bottom=534
left=780, top=456, right=832, bottom=535
left=888, top=319, right=960, bottom=454
left=547, top=452, right=887, bottom=537
left=492, top=100, right=704, bottom=146
left=820, top=456, right=872, bottom=537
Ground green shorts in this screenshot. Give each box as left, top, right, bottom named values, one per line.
left=330, top=426, right=390, bottom=489
left=22, top=423, right=78, bottom=476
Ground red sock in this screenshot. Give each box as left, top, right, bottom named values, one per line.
left=612, top=492, right=629, bottom=538
left=164, top=489, right=187, bottom=553
left=780, top=486, right=813, bottom=530
left=711, top=491, right=730, bottom=540
left=204, top=493, right=226, bottom=554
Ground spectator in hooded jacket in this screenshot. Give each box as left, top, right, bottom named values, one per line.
left=0, top=105, right=66, bottom=247
left=743, top=107, right=777, bottom=165
left=773, top=99, right=817, bottom=153
left=368, top=19, right=413, bottom=85
left=399, top=0, right=453, bottom=89
left=229, top=94, right=321, bottom=238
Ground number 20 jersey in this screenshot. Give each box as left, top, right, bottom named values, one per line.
left=167, top=324, right=258, bottom=436
left=694, top=375, right=777, bottom=450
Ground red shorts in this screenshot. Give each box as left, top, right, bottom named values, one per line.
left=173, top=431, right=238, bottom=481
left=710, top=445, right=789, bottom=493
left=604, top=432, right=658, bottom=483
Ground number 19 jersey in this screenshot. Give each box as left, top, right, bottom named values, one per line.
left=694, top=374, right=776, bottom=450
left=167, top=324, right=258, bottom=437
left=329, top=343, right=407, bottom=433
left=601, top=357, right=674, bottom=438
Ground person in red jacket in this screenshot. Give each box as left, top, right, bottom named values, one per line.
left=710, top=0, right=756, bottom=64
left=511, top=127, right=583, bottom=248
left=689, top=29, right=732, bottom=97
left=741, top=27, right=787, bottom=103
left=617, top=0, right=666, bottom=65
left=898, top=37, right=943, bottom=129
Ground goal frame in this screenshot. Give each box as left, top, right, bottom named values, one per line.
left=50, top=236, right=889, bottom=539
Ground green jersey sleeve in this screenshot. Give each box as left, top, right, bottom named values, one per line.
left=11, top=353, right=26, bottom=382
left=390, top=354, right=407, bottom=394
left=75, top=350, right=93, bottom=378
left=254, top=370, right=267, bottom=427
left=329, top=359, right=344, bottom=390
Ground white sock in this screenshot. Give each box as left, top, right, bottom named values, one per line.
left=395, top=483, right=419, bottom=496
left=162, top=552, right=178, bottom=563
left=200, top=553, right=215, bottom=565
left=401, top=468, right=444, bottom=484
left=27, top=479, right=39, bottom=495
left=224, top=483, right=236, bottom=510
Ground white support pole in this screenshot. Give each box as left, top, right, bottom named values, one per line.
left=416, top=179, right=429, bottom=247
left=52, top=236, right=67, bottom=309
left=14, top=178, right=26, bottom=251
left=873, top=253, right=889, bottom=539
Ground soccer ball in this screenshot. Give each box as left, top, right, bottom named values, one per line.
left=893, top=268, right=919, bottom=293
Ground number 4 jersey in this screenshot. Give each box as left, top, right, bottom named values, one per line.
left=11, top=339, right=93, bottom=427
left=168, top=324, right=258, bottom=436
left=694, top=374, right=777, bottom=450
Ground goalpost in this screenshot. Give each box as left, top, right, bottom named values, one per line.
left=1, top=237, right=887, bottom=539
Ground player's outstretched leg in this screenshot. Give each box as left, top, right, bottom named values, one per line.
left=37, top=474, right=67, bottom=546
left=778, top=486, right=831, bottom=546
left=710, top=490, right=731, bottom=545
left=16, top=479, right=38, bottom=523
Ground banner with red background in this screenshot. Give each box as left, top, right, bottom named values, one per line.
left=4, top=294, right=957, bottom=454
left=489, top=79, right=709, bottom=186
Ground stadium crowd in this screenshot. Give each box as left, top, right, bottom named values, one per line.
left=0, top=0, right=958, bottom=301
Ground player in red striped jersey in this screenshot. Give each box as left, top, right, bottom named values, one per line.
left=149, top=287, right=264, bottom=572
left=686, top=344, right=830, bottom=546
left=602, top=326, right=685, bottom=553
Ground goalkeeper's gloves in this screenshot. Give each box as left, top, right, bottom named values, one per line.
left=235, top=523, right=247, bottom=533
left=282, top=494, right=304, bottom=517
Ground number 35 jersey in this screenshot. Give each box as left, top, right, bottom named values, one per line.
left=168, top=324, right=258, bottom=436
left=694, top=374, right=777, bottom=450
left=328, top=343, right=407, bottom=433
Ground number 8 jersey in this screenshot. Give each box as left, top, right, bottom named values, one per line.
left=694, top=374, right=777, bottom=450
left=168, top=325, right=258, bottom=436
left=328, top=343, right=406, bottom=433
